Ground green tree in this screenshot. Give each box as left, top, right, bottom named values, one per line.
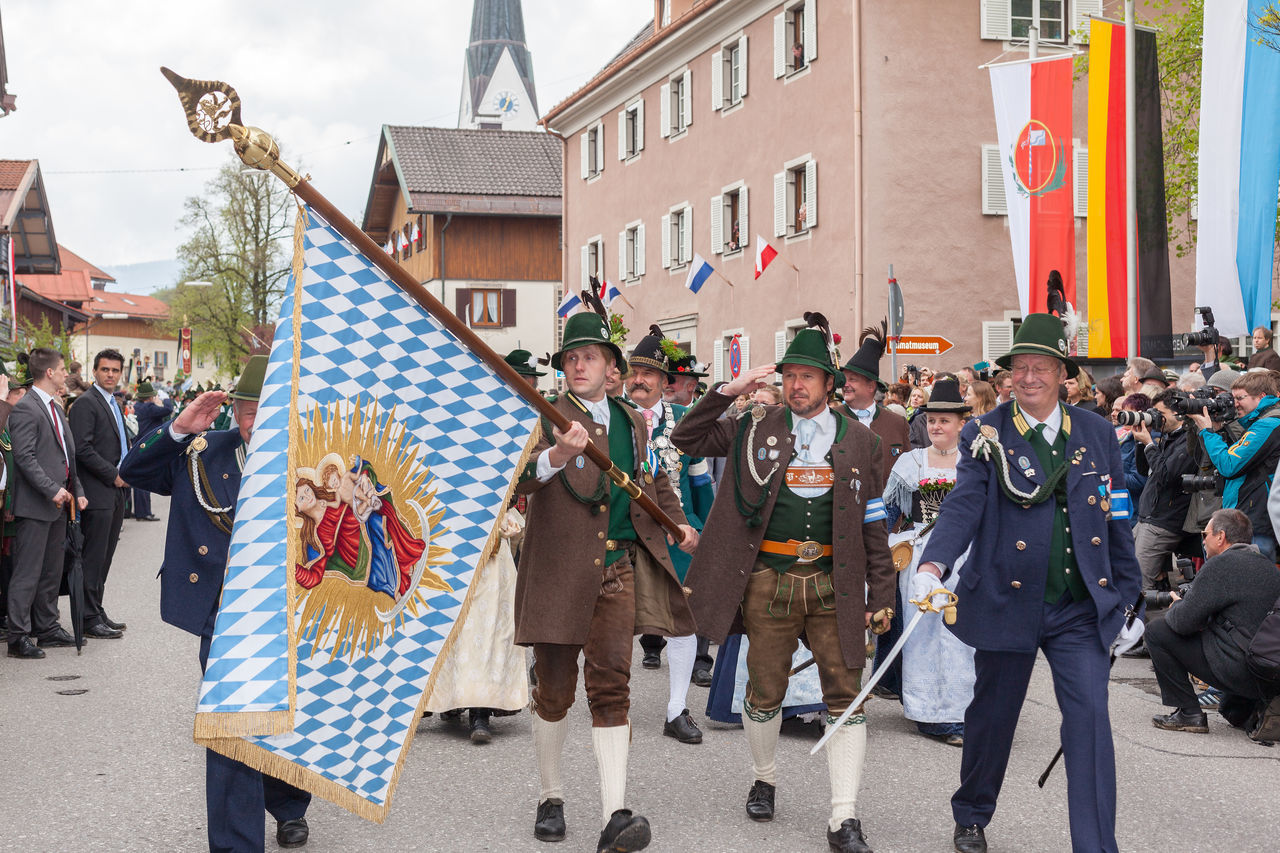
left=164, top=155, right=296, bottom=370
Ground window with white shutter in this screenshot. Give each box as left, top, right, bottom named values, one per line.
left=617, top=110, right=627, bottom=161
left=773, top=172, right=787, bottom=237
left=979, top=0, right=1013, bottom=40
left=620, top=99, right=644, bottom=159
left=739, top=336, right=751, bottom=373
left=679, top=205, right=692, bottom=265
left=582, top=236, right=603, bottom=290
left=981, top=144, right=1008, bottom=215
left=714, top=36, right=748, bottom=110
left=777, top=1, right=813, bottom=75
left=713, top=339, right=724, bottom=383
left=635, top=223, right=646, bottom=276
left=711, top=50, right=723, bottom=111
left=1010, top=0, right=1066, bottom=42
left=579, top=131, right=589, bottom=179
left=716, top=181, right=747, bottom=254
left=1073, top=142, right=1088, bottom=218
left=982, top=320, right=1016, bottom=363
left=780, top=155, right=816, bottom=236
left=681, top=69, right=693, bottom=128
left=621, top=221, right=644, bottom=282
left=710, top=195, right=723, bottom=254
left=1071, top=0, right=1103, bottom=43
left=661, top=213, right=671, bottom=268
left=660, top=84, right=672, bottom=139
left=583, top=121, right=604, bottom=179
left=775, top=330, right=787, bottom=361
left=619, top=230, right=629, bottom=280
left=580, top=244, right=590, bottom=290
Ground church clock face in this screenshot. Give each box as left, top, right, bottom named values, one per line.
left=491, top=90, right=520, bottom=117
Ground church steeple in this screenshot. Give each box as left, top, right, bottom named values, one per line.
left=458, top=0, right=539, bottom=130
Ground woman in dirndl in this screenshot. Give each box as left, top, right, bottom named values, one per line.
left=883, top=378, right=976, bottom=746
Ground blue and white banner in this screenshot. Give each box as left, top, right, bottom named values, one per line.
left=194, top=205, right=538, bottom=821
left=1195, top=0, right=1280, bottom=337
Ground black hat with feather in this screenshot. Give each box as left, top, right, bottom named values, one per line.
left=628, top=324, right=669, bottom=373
left=840, top=319, right=889, bottom=391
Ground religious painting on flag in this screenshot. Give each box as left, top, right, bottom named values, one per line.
left=1086, top=18, right=1173, bottom=359
left=179, top=327, right=193, bottom=374
left=988, top=54, right=1076, bottom=317
left=192, top=204, right=539, bottom=821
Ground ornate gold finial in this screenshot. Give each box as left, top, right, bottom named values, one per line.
left=160, top=67, right=302, bottom=189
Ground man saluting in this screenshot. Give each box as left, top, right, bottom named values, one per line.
left=671, top=315, right=895, bottom=853
left=913, top=314, right=1141, bottom=853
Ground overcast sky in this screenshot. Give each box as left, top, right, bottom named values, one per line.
left=2, top=0, right=651, bottom=284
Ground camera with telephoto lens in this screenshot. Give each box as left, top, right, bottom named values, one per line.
left=1115, top=409, right=1164, bottom=429
left=1144, top=582, right=1193, bottom=610
left=1184, top=306, right=1220, bottom=348
left=1171, top=387, right=1236, bottom=423
left=1181, top=472, right=1224, bottom=495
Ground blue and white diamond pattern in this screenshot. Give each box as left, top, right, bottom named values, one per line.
left=196, top=207, right=537, bottom=814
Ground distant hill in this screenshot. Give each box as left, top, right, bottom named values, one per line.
left=101, top=258, right=183, bottom=295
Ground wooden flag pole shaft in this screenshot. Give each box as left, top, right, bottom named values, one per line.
left=246, top=133, right=684, bottom=539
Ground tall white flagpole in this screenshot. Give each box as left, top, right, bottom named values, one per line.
left=1125, top=0, right=1139, bottom=355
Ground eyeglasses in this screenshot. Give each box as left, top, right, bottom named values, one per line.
left=1009, top=364, right=1060, bottom=378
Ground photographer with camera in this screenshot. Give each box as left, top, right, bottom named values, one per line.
left=1188, top=372, right=1280, bottom=561
left=1131, top=391, right=1199, bottom=592
left=1147, top=509, right=1280, bottom=733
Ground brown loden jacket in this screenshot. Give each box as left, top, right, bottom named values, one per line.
left=513, top=394, right=693, bottom=646
left=671, top=391, right=896, bottom=668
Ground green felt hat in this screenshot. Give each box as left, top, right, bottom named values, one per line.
left=230, top=355, right=268, bottom=401
left=505, top=348, right=547, bottom=377
left=778, top=328, right=841, bottom=379
left=135, top=381, right=156, bottom=399
left=552, top=312, right=624, bottom=371
left=995, top=313, right=1079, bottom=378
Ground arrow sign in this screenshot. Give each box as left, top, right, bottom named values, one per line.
left=894, top=335, right=954, bottom=357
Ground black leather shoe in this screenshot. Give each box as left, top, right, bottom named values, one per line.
left=534, top=799, right=565, bottom=842
left=691, top=666, right=713, bottom=687
left=745, top=780, right=775, bottom=822
left=596, top=809, right=650, bottom=853
left=38, top=627, right=80, bottom=648
left=662, top=710, right=702, bottom=744
left=953, top=823, right=987, bottom=853
left=641, top=650, right=661, bottom=669
left=827, top=818, right=873, bottom=852
left=469, top=709, right=492, bottom=744
left=84, top=620, right=124, bottom=639
left=138, top=514, right=161, bottom=521
left=7, top=637, right=45, bottom=659
left=1153, top=709, right=1209, bottom=733
left=275, top=817, right=308, bottom=848
left=101, top=613, right=127, bottom=631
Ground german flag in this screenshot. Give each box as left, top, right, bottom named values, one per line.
left=1086, top=19, right=1173, bottom=358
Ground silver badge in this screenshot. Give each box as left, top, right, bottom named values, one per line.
left=768, top=449, right=780, bottom=460
left=766, top=436, right=778, bottom=446
left=751, top=404, right=766, bottom=422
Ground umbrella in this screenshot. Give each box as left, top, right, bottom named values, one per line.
left=60, top=502, right=86, bottom=654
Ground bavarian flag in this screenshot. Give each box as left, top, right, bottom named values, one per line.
left=988, top=53, right=1076, bottom=318
left=1086, top=17, right=1173, bottom=358
left=192, top=204, right=538, bottom=820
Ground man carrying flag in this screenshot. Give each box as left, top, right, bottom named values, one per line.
left=514, top=309, right=698, bottom=851
left=121, top=356, right=313, bottom=853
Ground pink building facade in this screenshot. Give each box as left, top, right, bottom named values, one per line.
left=543, top=0, right=1198, bottom=377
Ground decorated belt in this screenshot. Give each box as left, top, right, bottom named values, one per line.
left=784, top=465, right=835, bottom=489
left=759, top=538, right=833, bottom=562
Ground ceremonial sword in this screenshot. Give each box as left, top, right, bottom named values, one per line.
left=811, top=588, right=958, bottom=754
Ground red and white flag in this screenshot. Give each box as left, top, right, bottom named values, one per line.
left=755, top=235, right=778, bottom=280
left=988, top=55, right=1076, bottom=316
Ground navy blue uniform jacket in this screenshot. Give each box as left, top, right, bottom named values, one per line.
left=119, top=424, right=241, bottom=636
left=920, top=402, right=1141, bottom=653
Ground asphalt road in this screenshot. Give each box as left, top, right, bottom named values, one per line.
left=3, top=495, right=1278, bottom=852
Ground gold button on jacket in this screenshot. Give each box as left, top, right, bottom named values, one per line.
left=1097, top=578, right=1108, bottom=587
left=1011, top=581, right=1022, bottom=589
left=188, top=573, right=199, bottom=583
left=1015, top=541, right=1027, bottom=551
left=197, top=545, right=208, bottom=556
left=1091, top=536, right=1102, bottom=546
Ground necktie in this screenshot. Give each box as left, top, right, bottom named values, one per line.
left=1035, top=422, right=1050, bottom=444
left=109, top=395, right=129, bottom=463
left=49, top=399, right=69, bottom=480
left=643, top=409, right=655, bottom=437
left=797, top=417, right=816, bottom=461
left=853, top=408, right=874, bottom=421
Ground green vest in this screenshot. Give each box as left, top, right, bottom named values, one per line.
left=759, top=410, right=842, bottom=574
left=605, top=397, right=638, bottom=566
left=1019, top=405, right=1086, bottom=604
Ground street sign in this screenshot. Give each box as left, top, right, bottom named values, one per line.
left=888, top=278, right=905, bottom=338
left=894, top=335, right=954, bottom=357
left=728, top=336, right=742, bottom=378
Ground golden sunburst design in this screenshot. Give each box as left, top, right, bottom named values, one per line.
left=291, top=397, right=452, bottom=662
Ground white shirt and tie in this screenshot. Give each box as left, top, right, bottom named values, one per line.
left=94, top=383, right=130, bottom=465
left=1019, top=404, right=1063, bottom=444
left=29, top=386, right=70, bottom=472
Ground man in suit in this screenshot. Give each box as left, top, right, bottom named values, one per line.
left=671, top=319, right=896, bottom=853
left=839, top=321, right=912, bottom=475
left=514, top=311, right=697, bottom=852
left=121, top=356, right=312, bottom=852
left=68, top=348, right=131, bottom=640
left=130, top=381, right=172, bottom=521
left=0, top=369, right=21, bottom=637
left=914, top=314, right=1141, bottom=853
left=627, top=326, right=714, bottom=744
left=6, top=347, right=87, bottom=659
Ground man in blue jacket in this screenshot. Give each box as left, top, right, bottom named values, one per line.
left=914, top=314, right=1141, bottom=853
left=1188, top=370, right=1280, bottom=561
left=121, top=356, right=312, bottom=852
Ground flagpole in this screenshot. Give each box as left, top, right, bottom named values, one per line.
left=158, top=70, right=687, bottom=540
left=1124, top=0, right=1139, bottom=356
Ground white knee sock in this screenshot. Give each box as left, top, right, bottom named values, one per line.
left=592, top=724, right=630, bottom=827
left=741, top=710, right=782, bottom=785
left=826, top=718, right=868, bottom=832
left=665, top=634, right=697, bottom=721
left=532, top=713, right=568, bottom=803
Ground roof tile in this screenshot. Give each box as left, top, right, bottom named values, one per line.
left=385, top=126, right=561, bottom=199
